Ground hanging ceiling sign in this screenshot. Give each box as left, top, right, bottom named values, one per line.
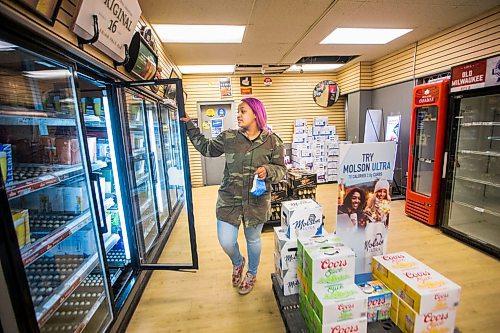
left=72, top=0, right=142, bottom=62
left=450, top=55, right=500, bottom=92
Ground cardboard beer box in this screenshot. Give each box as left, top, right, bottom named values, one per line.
left=310, top=283, right=368, bottom=323
left=63, top=186, right=89, bottom=213
left=392, top=293, right=457, bottom=333
left=0, top=143, right=13, bottom=183
left=287, top=169, right=317, bottom=189
left=281, top=199, right=323, bottom=240
left=295, top=119, right=307, bottom=128
left=297, top=233, right=344, bottom=276
left=372, top=252, right=424, bottom=286
left=313, top=116, right=329, bottom=127
left=11, top=209, right=30, bottom=248
left=273, top=227, right=298, bottom=270
left=303, top=244, right=355, bottom=290
left=275, top=264, right=300, bottom=296
left=358, top=280, right=392, bottom=322
left=389, top=266, right=461, bottom=314
left=56, top=138, right=81, bottom=165
left=310, top=311, right=368, bottom=333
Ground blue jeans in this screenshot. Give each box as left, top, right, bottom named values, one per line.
left=217, top=220, right=264, bottom=276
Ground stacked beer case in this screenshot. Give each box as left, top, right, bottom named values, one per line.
left=291, top=118, right=339, bottom=183
left=297, top=234, right=368, bottom=333
left=372, top=252, right=461, bottom=333
left=273, top=199, right=323, bottom=296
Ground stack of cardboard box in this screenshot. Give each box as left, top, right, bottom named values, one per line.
left=291, top=118, right=339, bottom=183
left=372, top=252, right=461, bottom=333
left=297, top=234, right=368, bottom=333
left=273, top=199, right=323, bottom=296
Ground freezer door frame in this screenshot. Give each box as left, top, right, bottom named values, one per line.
left=112, top=78, right=198, bottom=271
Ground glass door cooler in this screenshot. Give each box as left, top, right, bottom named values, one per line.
left=405, top=79, right=450, bottom=225
left=0, top=38, right=114, bottom=332
left=441, top=55, right=500, bottom=257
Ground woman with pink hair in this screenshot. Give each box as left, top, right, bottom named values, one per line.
left=181, top=97, right=286, bottom=295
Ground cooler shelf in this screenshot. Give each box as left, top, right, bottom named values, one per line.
left=457, top=150, right=500, bottom=158
left=22, top=212, right=91, bottom=266
left=0, top=113, right=76, bottom=127
left=6, top=161, right=107, bottom=199
left=36, top=234, right=119, bottom=326
left=455, top=175, right=500, bottom=188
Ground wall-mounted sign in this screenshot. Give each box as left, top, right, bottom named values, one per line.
left=240, top=76, right=252, bottom=95
left=450, top=55, right=500, bottom=92
left=211, top=118, right=223, bottom=137
left=219, top=78, right=232, bottom=98
left=313, top=80, right=340, bottom=107
left=206, top=109, right=215, bottom=117
left=217, top=108, right=226, bottom=117
left=73, top=0, right=141, bottom=62
left=202, top=121, right=211, bottom=129
left=264, top=77, right=273, bottom=86
left=125, top=31, right=158, bottom=80
left=16, top=0, right=62, bottom=25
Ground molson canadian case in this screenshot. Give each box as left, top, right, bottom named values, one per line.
left=274, top=260, right=299, bottom=296
left=310, top=283, right=368, bottom=323
left=392, top=293, right=457, bottom=333
left=281, top=199, right=323, bottom=240
left=303, top=243, right=355, bottom=291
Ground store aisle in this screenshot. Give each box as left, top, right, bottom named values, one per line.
left=127, top=184, right=500, bottom=332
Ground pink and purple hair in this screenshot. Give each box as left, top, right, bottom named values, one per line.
left=241, top=97, right=269, bottom=130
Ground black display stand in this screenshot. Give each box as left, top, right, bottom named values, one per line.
left=271, top=273, right=403, bottom=333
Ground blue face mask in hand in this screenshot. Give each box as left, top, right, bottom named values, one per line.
left=250, top=174, right=266, bottom=197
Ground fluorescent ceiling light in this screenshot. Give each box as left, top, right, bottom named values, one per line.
left=153, top=24, right=245, bottom=43
left=321, top=28, right=412, bottom=44
left=287, top=64, right=344, bottom=72
left=23, top=70, right=71, bottom=79
left=178, top=65, right=235, bottom=74
left=0, top=41, right=16, bottom=51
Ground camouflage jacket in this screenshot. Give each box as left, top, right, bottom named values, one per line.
left=186, top=121, right=286, bottom=227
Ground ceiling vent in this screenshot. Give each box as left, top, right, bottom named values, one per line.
left=296, top=55, right=358, bottom=65
left=235, top=64, right=290, bottom=75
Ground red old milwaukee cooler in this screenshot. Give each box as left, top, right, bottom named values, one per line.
left=405, top=79, right=450, bottom=225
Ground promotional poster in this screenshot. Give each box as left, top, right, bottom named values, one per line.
left=336, top=142, right=396, bottom=283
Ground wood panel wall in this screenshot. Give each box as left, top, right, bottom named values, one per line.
left=338, top=7, right=500, bottom=90
left=182, top=74, right=346, bottom=187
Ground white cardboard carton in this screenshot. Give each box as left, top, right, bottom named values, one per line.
left=311, top=314, right=367, bottom=333
left=310, top=284, right=368, bottom=323
left=281, top=199, right=323, bottom=240
left=273, top=227, right=298, bottom=271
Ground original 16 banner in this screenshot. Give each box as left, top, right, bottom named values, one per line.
left=335, top=141, right=396, bottom=283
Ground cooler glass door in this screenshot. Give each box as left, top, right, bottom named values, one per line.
left=145, top=99, right=170, bottom=227
left=446, top=93, right=500, bottom=251
left=122, top=91, right=159, bottom=259
left=160, top=103, right=179, bottom=210
left=0, top=38, right=114, bottom=332
left=410, top=106, right=438, bottom=196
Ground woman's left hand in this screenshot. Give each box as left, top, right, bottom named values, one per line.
left=255, top=166, right=267, bottom=179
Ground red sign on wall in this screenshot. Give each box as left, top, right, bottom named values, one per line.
left=450, top=55, right=500, bottom=92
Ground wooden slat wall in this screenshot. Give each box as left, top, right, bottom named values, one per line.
left=337, top=62, right=373, bottom=94
left=370, top=7, right=500, bottom=89
left=1, top=0, right=180, bottom=82
left=182, top=74, right=346, bottom=187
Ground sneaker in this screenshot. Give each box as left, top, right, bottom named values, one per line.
left=238, top=272, right=256, bottom=295
left=232, top=257, right=245, bottom=287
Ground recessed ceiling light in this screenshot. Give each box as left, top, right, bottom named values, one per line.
left=321, top=28, right=412, bottom=44
left=287, top=64, right=344, bottom=72
left=153, top=24, right=246, bottom=43
left=178, top=65, right=235, bottom=74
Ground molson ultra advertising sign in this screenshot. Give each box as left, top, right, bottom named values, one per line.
left=414, top=85, right=439, bottom=106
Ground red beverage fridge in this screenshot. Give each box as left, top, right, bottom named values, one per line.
left=405, top=79, right=450, bottom=225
